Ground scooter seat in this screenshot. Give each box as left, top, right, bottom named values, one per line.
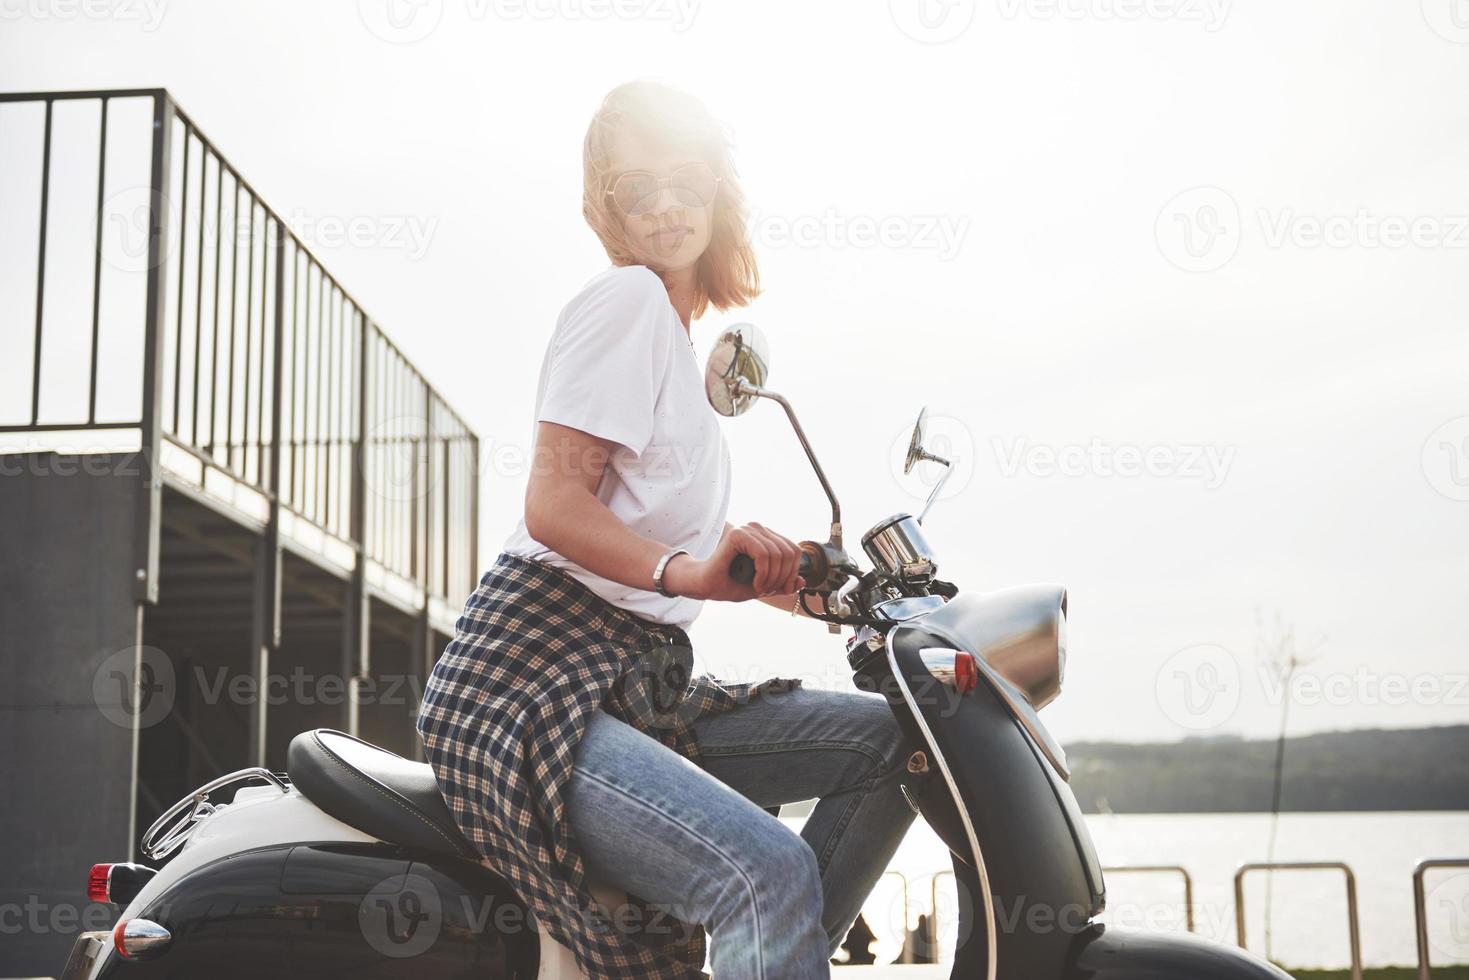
left=287, top=728, right=481, bottom=860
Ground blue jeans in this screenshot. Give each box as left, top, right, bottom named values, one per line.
left=563, top=686, right=923, bottom=979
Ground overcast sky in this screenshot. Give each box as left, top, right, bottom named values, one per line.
left=2, top=0, right=1467, bottom=743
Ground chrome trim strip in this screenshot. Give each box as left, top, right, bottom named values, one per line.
left=918, top=647, right=961, bottom=688
left=886, top=633, right=998, bottom=980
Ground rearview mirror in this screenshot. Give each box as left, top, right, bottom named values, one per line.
left=704, top=323, right=770, bottom=417
left=904, top=405, right=956, bottom=524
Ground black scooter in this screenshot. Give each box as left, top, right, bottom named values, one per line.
left=63, top=324, right=1291, bottom=980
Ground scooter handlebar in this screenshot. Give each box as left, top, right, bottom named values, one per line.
left=728, top=541, right=825, bottom=588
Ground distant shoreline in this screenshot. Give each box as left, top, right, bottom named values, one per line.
left=1068, top=725, right=1469, bottom=814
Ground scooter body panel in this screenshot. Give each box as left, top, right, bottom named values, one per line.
left=87, top=787, right=571, bottom=979
left=93, top=840, right=539, bottom=980
left=884, top=624, right=1100, bottom=980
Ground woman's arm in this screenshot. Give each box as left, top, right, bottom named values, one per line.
left=523, top=424, right=805, bottom=602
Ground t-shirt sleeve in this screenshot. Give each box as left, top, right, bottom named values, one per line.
left=536, top=266, right=671, bottom=458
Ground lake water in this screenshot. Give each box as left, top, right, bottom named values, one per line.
left=781, top=810, right=1469, bottom=970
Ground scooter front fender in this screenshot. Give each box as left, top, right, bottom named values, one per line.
left=1065, top=924, right=1294, bottom=980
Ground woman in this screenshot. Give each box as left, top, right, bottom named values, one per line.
left=417, top=80, right=921, bottom=980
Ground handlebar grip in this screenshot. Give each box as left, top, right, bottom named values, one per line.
left=728, top=548, right=817, bottom=586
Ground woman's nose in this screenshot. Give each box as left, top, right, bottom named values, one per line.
left=647, top=182, right=686, bottom=217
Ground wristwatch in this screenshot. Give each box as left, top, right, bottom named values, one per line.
left=652, top=548, right=689, bottom=598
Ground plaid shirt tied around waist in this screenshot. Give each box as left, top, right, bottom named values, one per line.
left=416, top=551, right=804, bottom=979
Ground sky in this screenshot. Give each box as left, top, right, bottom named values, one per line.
left=2, top=0, right=1467, bottom=743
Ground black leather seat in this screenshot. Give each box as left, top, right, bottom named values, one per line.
left=287, top=728, right=480, bottom=860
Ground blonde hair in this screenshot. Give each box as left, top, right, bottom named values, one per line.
left=582, top=80, right=760, bottom=320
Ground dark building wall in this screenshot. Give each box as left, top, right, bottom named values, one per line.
left=0, top=452, right=143, bottom=976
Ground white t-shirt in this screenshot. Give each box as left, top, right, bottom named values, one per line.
left=500, top=264, right=731, bottom=630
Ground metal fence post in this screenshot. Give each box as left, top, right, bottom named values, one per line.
left=135, top=90, right=174, bottom=604
left=1414, top=858, right=1469, bottom=980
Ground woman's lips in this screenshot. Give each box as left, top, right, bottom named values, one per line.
left=650, top=227, right=690, bottom=246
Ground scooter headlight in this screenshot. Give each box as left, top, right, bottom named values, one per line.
left=1056, top=597, right=1067, bottom=694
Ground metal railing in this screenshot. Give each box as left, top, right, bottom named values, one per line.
left=0, top=88, right=479, bottom=611
left=1414, top=858, right=1469, bottom=980
left=1235, top=861, right=1363, bottom=980
left=1103, top=864, right=1197, bottom=932
left=899, top=855, right=1465, bottom=974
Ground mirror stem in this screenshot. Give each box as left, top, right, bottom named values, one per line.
left=734, top=379, right=844, bottom=550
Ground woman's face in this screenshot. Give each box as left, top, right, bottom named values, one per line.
left=606, top=132, right=717, bottom=275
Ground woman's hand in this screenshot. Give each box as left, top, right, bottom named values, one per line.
left=663, top=522, right=805, bottom=602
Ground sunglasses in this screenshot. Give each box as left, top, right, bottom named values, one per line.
left=606, top=162, right=721, bottom=217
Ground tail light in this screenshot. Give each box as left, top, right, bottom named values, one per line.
left=87, top=865, right=112, bottom=903
left=954, top=651, right=978, bottom=693
left=918, top=647, right=980, bottom=693
left=113, top=918, right=171, bottom=959
left=86, top=863, right=156, bottom=906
